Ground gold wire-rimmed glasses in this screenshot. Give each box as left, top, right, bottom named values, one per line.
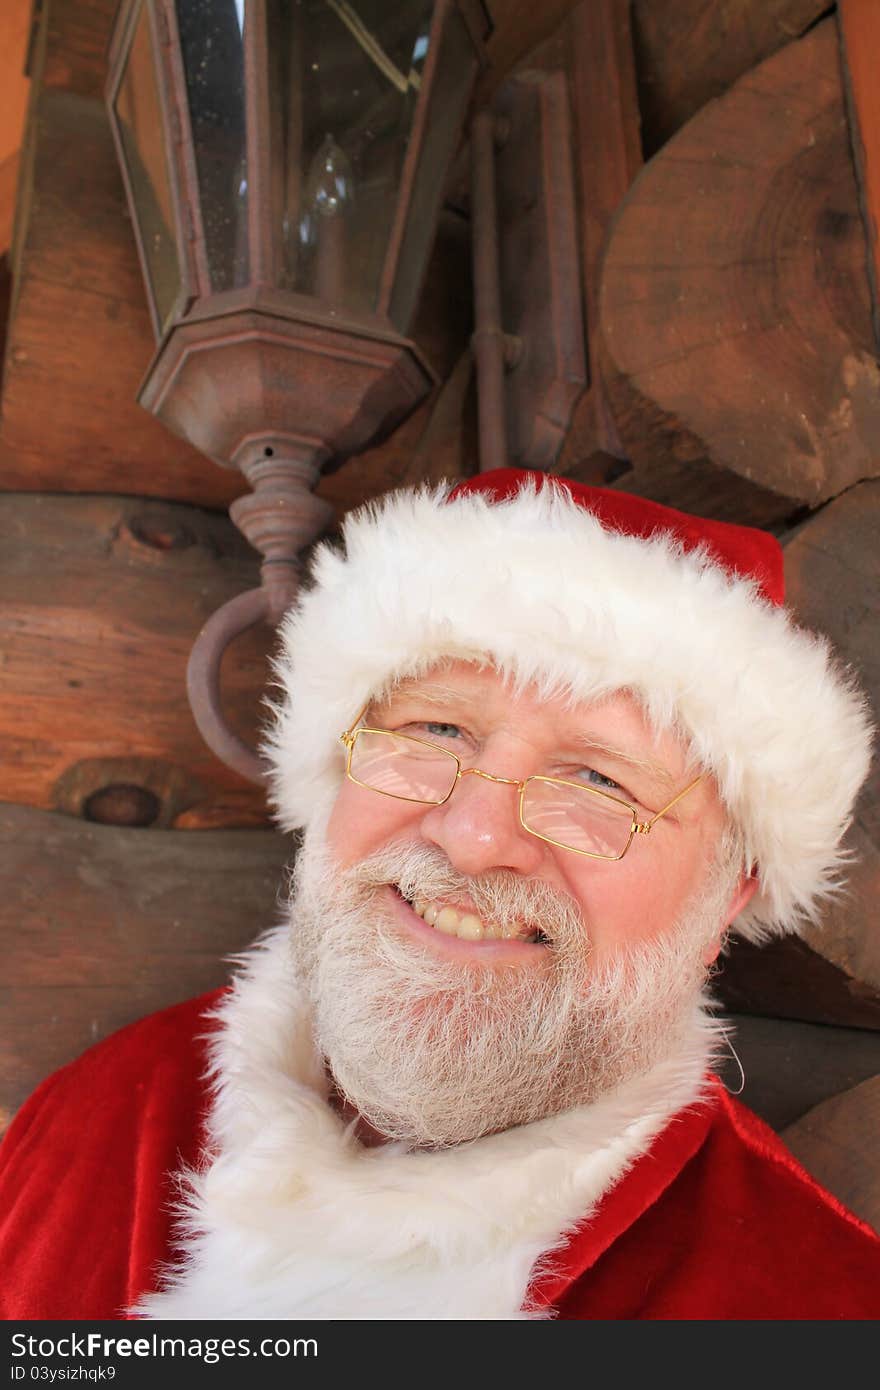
left=339, top=720, right=704, bottom=862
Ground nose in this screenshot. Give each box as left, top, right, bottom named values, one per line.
left=418, top=766, right=546, bottom=878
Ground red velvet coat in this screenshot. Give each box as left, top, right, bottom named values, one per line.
left=1, top=992, right=878, bottom=1321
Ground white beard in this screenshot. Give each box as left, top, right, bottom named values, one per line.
left=291, top=824, right=738, bottom=1149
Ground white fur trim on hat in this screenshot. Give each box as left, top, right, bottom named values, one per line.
left=262, top=481, right=873, bottom=942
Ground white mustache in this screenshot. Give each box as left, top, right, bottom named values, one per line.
left=346, top=839, right=587, bottom=948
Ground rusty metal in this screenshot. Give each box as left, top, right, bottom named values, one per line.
left=377, top=0, right=452, bottom=318
left=183, top=446, right=336, bottom=779
left=385, top=1, right=492, bottom=331
left=246, top=0, right=273, bottom=287
left=159, top=0, right=211, bottom=296
left=494, top=69, right=587, bottom=467
left=470, top=107, right=510, bottom=473
left=231, top=449, right=334, bottom=622
left=105, top=0, right=194, bottom=338
left=186, top=587, right=272, bottom=784
left=106, top=0, right=489, bottom=781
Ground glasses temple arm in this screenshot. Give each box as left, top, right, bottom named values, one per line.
left=643, top=773, right=705, bottom=831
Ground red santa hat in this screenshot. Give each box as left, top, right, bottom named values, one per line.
left=264, top=468, right=873, bottom=943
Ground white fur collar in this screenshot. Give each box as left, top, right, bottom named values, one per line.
left=137, top=926, right=717, bottom=1321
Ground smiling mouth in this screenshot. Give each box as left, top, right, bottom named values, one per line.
left=396, top=888, right=549, bottom=946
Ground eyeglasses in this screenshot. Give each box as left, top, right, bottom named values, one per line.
left=339, top=721, right=703, bottom=862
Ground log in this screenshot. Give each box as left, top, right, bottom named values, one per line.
left=599, top=18, right=880, bottom=515
left=715, top=936, right=880, bottom=1032
left=0, top=254, right=10, bottom=388
left=782, top=1076, right=880, bottom=1232
left=717, top=1013, right=880, bottom=1134
left=717, top=1013, right=880, bottom=1147
left=784, top=479, right=880, bottom=988
left=0, top=803, right=290, bottom=1132
left=632, top=0, right=829, bottom=154
left=0, top=153, right=19, bottom=259
left=0, top=493, right=277, bottom=827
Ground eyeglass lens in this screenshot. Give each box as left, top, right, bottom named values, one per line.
left=350, top=730, right=635, bottom=856
left=522, top=777, right=634, bottom=858
left=351, top=729, right=457, bottom=803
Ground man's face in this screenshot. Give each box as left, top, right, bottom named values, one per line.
left=326, top=660, right=750, bottom=964
left=292, top=660, right=754, bottom=1147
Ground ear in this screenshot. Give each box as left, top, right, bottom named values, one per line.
left=701, top=869, right=760, bottom=965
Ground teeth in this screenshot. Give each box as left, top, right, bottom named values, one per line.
left=435, top=907, right=460, bottom=936
left=407, top=896, right=538, bottom=944
left=457, top=913, right=484, bottom=941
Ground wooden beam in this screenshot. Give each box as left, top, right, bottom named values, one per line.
left=838, top=0, right=880, bottom=349
left=784, top=478, right=880, bottom=993
left=716, top=935, right=880, bottom=1032
left=720, top=1013, right=880, bottom=1133
left=0, top=0, right=31, bottom=164
left=0, top=803, right=290, bottom=1130
left=782, top=1077, right=880, bottom=1233
left=0, top=493, right=276, bottom=827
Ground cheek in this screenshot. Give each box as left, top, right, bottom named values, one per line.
left=556, top=848, right=708, bottom=952
left=325, top=783, right=425, bottom=869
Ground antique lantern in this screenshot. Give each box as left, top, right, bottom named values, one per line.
left=107, top=0, right=490, bottom=779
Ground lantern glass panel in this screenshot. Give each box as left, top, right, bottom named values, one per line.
left=175, top=0, right=250, bottom=292
left=388, top=4, right=476, bottom=332
left=114, top=2, right=183, bottom=331
left=266, top=0, right=433, bottom=317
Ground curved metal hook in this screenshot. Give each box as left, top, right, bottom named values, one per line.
left=186, top=587, right=273, bottom=785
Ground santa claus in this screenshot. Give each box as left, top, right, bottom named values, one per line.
left=2, top=469, right=879, bottom=1319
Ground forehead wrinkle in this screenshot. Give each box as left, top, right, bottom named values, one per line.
left=371, top=677, right=488, bottom=715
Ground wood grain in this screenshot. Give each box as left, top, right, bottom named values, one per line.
left=599, top=18, right=880, bottom=510
left=782, top=1075, right=880, bottom=1232
left=0, top=803, right=291, bottom=1131
left=0, top=493, right=277, bottom=826
left=633, top=0, right=829, bottom=154
left=784, top=479, right=880, bottom=994
left=0, top=88, right=242, bottom=506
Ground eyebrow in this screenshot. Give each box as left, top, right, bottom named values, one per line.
left=564, top=732, right=678, bottom=791
left=370, top=683, right=680, bottom=790
left=369, top=680, right=484, bottom=715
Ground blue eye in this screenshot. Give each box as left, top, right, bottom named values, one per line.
left=423, top=722, right=463, bottom=740
left=580, top=767, right=623, bottom=793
